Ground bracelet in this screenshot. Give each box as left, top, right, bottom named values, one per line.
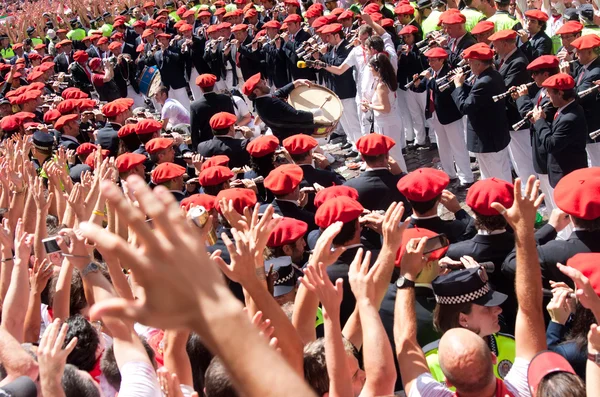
left=93, top=210, right=106, bottom=217
left=1, top=257, right=13, bottom=262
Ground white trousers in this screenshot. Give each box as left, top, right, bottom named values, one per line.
left=358, top=103, right=373, bottom=136
left=507, top=129, right=537, bottom=182
left=339, top=98, right=362, bottom=145
left=586, top=142, right=600, bottom=167
left=405, top=90, right=427, bottom=145
left=396, top=89, right=414, bottom=145
left=126, top=85, right=146, bottom=109
left=374, top=122, right=408, bottom=173
left=189, top=68, right=204, bottom=101
left=430, top=115, right=474, bottom=183
left=539, top=172, right=574, bottom=240
left=169, top=87, right=190, bottom=110
left=476, top=147, right=512, bottom=182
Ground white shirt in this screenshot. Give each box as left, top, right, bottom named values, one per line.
left=555, top=99, right=575, bottom=118
left=161, top=98, right=190, bottom=128
left=118, top=361, right=162, bottom=397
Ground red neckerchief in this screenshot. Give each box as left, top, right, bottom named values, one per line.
left=89, top=352, right=104, bottom=383
left=453, top=378, right=515, bottom=397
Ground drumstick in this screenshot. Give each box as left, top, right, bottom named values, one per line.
left=318, top=95, right=332, bottom=109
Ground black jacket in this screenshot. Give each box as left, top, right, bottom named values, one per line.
left=197, top=136, right=251, bottom=169
left=261, top=42, right=291, bottom=89
left=265, top=199, right=317, bottom=231
left=236, top=36, right=264, bottom=81
left=68, top=62, right=94, bottom=95
left=408, top=211, right=476, bottom=243
left=112, top=56, right=140, bottom=97
left=397, top=45, right=428, bottom=92
left=181, top=35, right=210, bottom=77
left=452, top=67, right=511, bottom=153
left=299, top=164, right=345, bottom=213
left=497, top=48, right=531, bottom=128
left=282, top=29, right=316, bottom=81
left=189, top=92, right=236, bottom=148
left=343, top=169, right=412, bottom=213
left=321, top=39, right=357, bottom=100
left=154, top=46, right=188, bottom=90
left=518, top=31, right=553, bottom=62
left=532, top=100, right=588, bottom=187
left=574, top=57, right=600, bottom=141
left=448, top=33, right=477, bottom=68
left=95, top=122, right=121, bottom=157
left=54, top=52, right=71, bottom=74
left=413, top=64, right=463, bottom=125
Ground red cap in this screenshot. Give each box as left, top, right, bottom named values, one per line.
left=567, top=253, right=600, bottom=295
left=556, top=21, right=583, bottom=35
left=206, top=25, right=219, bottom=34
left=363, top=3, right=380, bottom=14
left=525, top=9, right=549, bottom=22
left=423, top=48, right=448, bottom=60
left=488, top=29, right=517, bottom=41
left=542, top=73, right=575, bottom=90
left=0, top=115, right=20, bottom=132
left=76, top=142, right=96, bottom=156
left=231, top=24, right=248, bottom=32
left=201, top=155, right=230, bottom=170
left=321, top=23, right=343, bottom=34
left=143, top=1, right=155, bottom=7
left=118, top=124, right=137, bottom=138
left=77, top=99, right=96, bottom=111
left=43, top=109, right=62, bottom=123
left=151, top=162, right=186, bottom=184
left=157, top=8, right=169, bottom=14
left=462, top=42, right=494, bottom=60
left=177, top=5, right=188, bottom=16
left=466, top=178, right=514, bottom=216
left=133, top=20, right=147, bottom=28
left=136, top=43, right=145, bottom=52
left=471, top=20, right=495, bottom=35
left=223, top=11, right=236, bottom=19
left=283, top=14, right=302, bottom=24
left=263, top=20, right=282, bottom=30
left=332, top=8, right=344, bottom=16
left=282, top=134, right=318, bottom=155
left=63, top=88, right=88, bottom=101
left=441, top=11, right=466, bottom=25
left=314, top=185, right=359, bottom=208
left=399, top=25, right=418, bottom=35
left=528, top=351, right=575, bottom=396
left=215, top=188, right=257, bottom=214
left=554, top=167, right=600, bottom=220
left=245, top=9, right=258, bottom=18
left=34, top=43, right=47, bottom=50
left=97, top=36, right=109, bottom=45
left=108, top=41, right=122, bottom=51
left=145, top=137, right=174, bottom=154
left=27, top=70, right=44, bottom=81
left=214, top=8, right=226, bottom=16
left=85, top=149, right=109, bottom=169
left=242, top=72, right=262, bottom=96
left=57, top=39, right=73, bottom=46
left=356, top=134, right=395, bottom=156
left=54, top=114, right=78, bottom=130
left=264, top=164, right=303, bottom=195
left=396, top=168, right=449, bottom=202
left=394, top=3, right=414, bottom=15
left=180, top=193, right=217, bottom=212
left=113, top=20, right=126, bottom=29
left=88, top=57, right=102, bottom=70
left=102, top=99, right=131, bottom=118
left=209, top=112, right=237, bottom=130
left=156, top=33, right=172, bottom=40
left=73, top=50, right=89, bottom=63
left=267, top=217, right=308, bottom=247
left=527, top=55, right=560, bottom=71
left=284, top=0, right=300, bottom=6
left=135, top=119, right=163, bottom=135
left=312, top=16, right=328, bottom=29
left=116, top=153, right=147, bottom=173
left=217, top=22, right=232, bottom=30
left=195, top=73, right=217, bottom=88
left=142, top=29, right=155, bottom=39
left=57, top=99, right=80, bottom=115
left=339, top=10, right=354, bottom=20
left=395, top=226, right=449, bottom=266
left=571, top=34, right=600, bottom=50
left=315, top=196, right=364, bottom=228
left=247, top=135, right=279, bottom=157
left=199, top=165, right=234, bottom=186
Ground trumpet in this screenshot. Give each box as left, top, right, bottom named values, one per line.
left=439, top=73, right=475, bottom=92
left=512, top=102, right=553, bottom=131
left=590, top=129, right=600, bottom=140
left=578, top=84, right=599, bottom=99
left=492, top=81, right=536, bottom=102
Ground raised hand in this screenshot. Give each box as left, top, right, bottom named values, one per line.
left=491, top=176, right=544, bottom=233
left=32, top=176, right=53, bottom=212
left=557, top=263, right=600, bottom=314
left=214, top=228, right=258, bottom=285
left=310, top=221, right=346, bottom=268
left=546, top=288, right=575, bottom=325
left=400, top=237, right=428, bottom=280
left=348, top=248, right=376, bottom=303
left=0, top=218, right=14, bottom=251
left=30, top=258, right=54, bottom=295
left=299, top=261, right=343, bottom=317
left=38, top=319, right=78, bottom=395
left=381, top=202, right=407, bottom=251
left=13, top=219, right=32, bottom=264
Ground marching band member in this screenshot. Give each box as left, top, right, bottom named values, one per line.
left=261, top=20, right=291, bottom=90
left=179, top=22, right=210, bottom=101
left=281, top=14, right=317, bottom=82
left=517, top=10, right=553, bottom=62
left=555, top=21, right=583, bottom=65
left=470, top=20, right=495, bottom=45
left=441, top=12, right=477, bottom=68
left=154, top=33, right=190, bottom=109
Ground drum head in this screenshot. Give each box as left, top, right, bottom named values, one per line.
left=288, top=85, right=343, bottom=125
left=148, top=72, right=163, bottom=98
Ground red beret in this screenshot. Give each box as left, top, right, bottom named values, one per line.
left=264, top=164, right=303, bottom=195
left=527, top=55, right=559, bottom=70
left=363, top=3, right=380, bottom=14
left=223, top=11, right=236, bottom=19
left=102, top=99, right=130, bottom=118
left=215, top=188, right=257, bottom=214
left=571, top=34, right=600, bottom=50
left=441, top=12, right=466, bottom=25
left=112, top=32, right=125, bottom=40
left=133, top=20, right=147, bottom=28
left=424, top=47, right=449, bottom=59
left=43, top=109, right=62, bottom=124
left=245, top=9, right=258, bottom=18
left=85, top=149, right=109, bottom=169
left=242, top=72, right=262, bottom=96
left=462, top=43, right=494, bottom=60
left=135, top=119, right=163, bottom=135
left=177, top=5, right=188, bottom=15
left=394, top=3, right=414, bottom=15
left=198, top=10, right=213, bottom=18
left=284, top=0, right=300, bottom=6
left=108, top=42, right=122, bottom=51
left=28, top=53, right=41, bottom=60
left=395, top=227, right=448, bottom=266
left=283, top=14, right=302, bottom=24
left=488, top=29, right=517, bottom=41
left=63, top=88, right=89, bottom=100
left=151, top=162, right=186, bottom=184
left=338, top=10, right=354, bottom=20
left=145, top=137, right=174, bottom=154
left=263, top=20, right=282, bottom=30
left=542, top=73, right=575, bottom=90
left=324, top=14, right=338, bottom=23
left=118, top=123, right=138, bottom=138
left=554, top=167, right=600, bottom=220
left=209, top=112, right=237, bottom=130
left=28, top=70, right=45, bottom=81
left=206, top=25, right=219, bottom=34
left=54, top=114, right=78, bottom=130
left=174, top=20, right=186, bottom=29
left=314, top=185, right=359, bottom=209
left=525, top=9, right=549, bottom=22
left=201, top=155, right=230, bottom=170
left=73, top=50, right=89, bottom=63
left=315, top=196, right=364, bottom=228
left=97, top=37, right=109, bottom=45
left=77, top=99, right=96, bottom=111
left=142, top=29, right=155, bottom=39
left=116, top=153, right=147, bottom=173
left=183, top=10, right=196, bottom=18
left=136, top=43, right=145, bottom=52
left=157, top=8, right=169, bottom=14
left=214, top=8, right=226, bottom=16
left=156, top=33, right=172, bottom=39
left=556, top=21, right=583, bottom=35
left=13, top=112, right=35, bottom=123
left=267, top=217, right=308, bottom=247
left=399, top=25, right=418, bottom=35
left=231, top=23, right=249, bottom=32
left=180, top=193, right=217, bottom=212
left=57, top=99, right=80, bottom=115
left=76, top=142, right=96, bottom=156
left=143, top=1, right=155, bottom=7
left=471, top=21, right=495, bottom=35
left=58, top=39, right=73, bottom=46
left=312, top=17, right=328, bottom=29
left=396, top=168, right=449, bottom=202
left=466, top=178, right=514, bottom=216
left=217, top=22, right=232, bottom=30
left=0, top=115, right=20, bottom=132
left=566, top=253, right=600, bottom=295
left=195, top=73, right=217, bottom=88
left=321, top=23, right=343, bottom=35
left=199, top=165, right=234, bottom=186
left=282, top=134, right=318, bottom=155
left=356, top=134, right=395, bottom=156
left=247, top=135, right=280, bottom=157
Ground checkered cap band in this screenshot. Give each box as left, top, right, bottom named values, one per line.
left=274, top=269, right=294, bottom=286
left=435, top=283, right=490, bottom=305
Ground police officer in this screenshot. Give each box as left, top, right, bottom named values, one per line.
left=461, top=0, right=485, bottom=32
left=487, top=0, right=519, bottom=32
left=31, top=131, right=56, bottom=176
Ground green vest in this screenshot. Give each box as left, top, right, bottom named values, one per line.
left=31, top=37, right=43, bottom=46
left=422, top=9, right=442, bottom=36
left=462, top=8, right=485, bottom=32
left=487, top=11, right=518, bottom=32
left=582, top=25, right=600, bottom=37
left=169, top=11, right=181, bottom=22
left=424, top=333, right=516, bottom=387
left=126, top=18, right=136, bottom=27
left=0, top=47, right=14, bottom=59
left=100, top=24, right=113, bottom=37
left=551, top=34, right=561, bottom=55
left=66, top=28, right=86, bottom=42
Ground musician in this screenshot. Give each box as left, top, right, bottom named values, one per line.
left=178, top=23, right=210, bottom=101
left=517, top=10, right=553, bottom=62
left=490, top=29, right=538, bottom=185
left=441, top=12, right=477, bottom=68
left=68, top=50, right=95, bottom=96
left=451, top=43, right=512, bottom=182
left=394, top=3, right=424, bottom=43
left=338, top=10, right=355, bottom=34
left=569, top=34, right=600, bottom=166
left=197, top=112, right=251, bottom=168
left=154, top=32, right=190, bottom=109
left=232, top=24, right=263, bottom=82
left=470, top=21, right=495, bottom=46
left=412, top=47, right=474, bottom=187
left=555, top=21, right=583, bottom=67
left=260, top=20, right=291, bottom=89
left=89, top=57, right=122, bottom=102
left=204, top=24, right=239, bottom=92
left=281, top=14, right=317, bottom=81
left=530, top=73, right=588, bottom=187
left=242, top=73, right=317, bottom=139
left=54, top=40, right=74, bottom=73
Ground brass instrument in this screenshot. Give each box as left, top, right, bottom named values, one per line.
left=435, top=64, right=469, bottom=85
left=418, top=34, right=449, bottom=53
left=404, top=70, right=429, bottom=89
left=512, top=101, right=553, bottom=131
left=492, top=81, right=535, bottom=102
left=296, top=37, right=317, bottom=54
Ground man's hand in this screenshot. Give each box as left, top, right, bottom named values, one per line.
left=214, top=228, right=258, bottom=284
left=56, top=228, right=92, bottom=270
left=547, top=288, right=575, bottom=325
left=14, top=219, right=32, bottom=265
left=531, top=105, right=545, bottom=122
left=588, top=324, right=600, bottom=355
left=300, top=260, right=343, bottom=318
left=38, top=319, right=78, bottom=392
left=517, top=29, right=529, bottom=43
left=440, top=190, right=461, bottom=213
left=381, top=202, right=407, bottom=251
left=516, top=84, right=530, bottom=97
left=491, top=176, right=544, bottom=233
left=400, top=237, right=428, bottom=281
left=312, top=152, right=330, bottom=169
left=30, top=258, right=53, bottom=296
left=557, top=262, right=600, bottom=314
left=293, top=79, right=311, bottom=88
left=348, top=248, right=377, bottom=303
left=453, top=71, right=466, bottom=88
left=548, top=208, right=570, bottom=232
left=310, top=221, right=346, bottom=268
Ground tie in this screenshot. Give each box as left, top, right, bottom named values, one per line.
left=554, top=112, right=559, bottom=120
left=429, top=71, right=436, bottom=113
left=577, top=69, right=585, bottom=85
left=498, top=58, right=504, bottom=69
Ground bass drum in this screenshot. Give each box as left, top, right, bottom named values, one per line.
left=138, top=66, right=162, bottom=98
left=287, top=84, right=343, bottom=139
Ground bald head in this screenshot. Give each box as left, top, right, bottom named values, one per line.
left=438, top=328, right=495, bottom=396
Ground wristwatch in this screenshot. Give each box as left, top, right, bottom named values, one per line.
left=396, top=276, right=415, bottom=290
left=588, top=352, right=600, bottom=364
left=81, top=262, right=100, bottom=277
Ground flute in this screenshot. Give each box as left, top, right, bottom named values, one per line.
left=435, top=64, right=469, bottom=85
left=439, top=73, right=475, bottom=92
left=492, top=81, right=535, bottom=102
left=512, top=102, right=553, bottom=131
left=590, top=129, right=600, bottom=140
left=578, top=84, right=599, bottom=99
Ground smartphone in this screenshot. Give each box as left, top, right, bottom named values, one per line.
left=423, top=233, right=449, bottom=254
left=42, top=237, right=61, bottom=254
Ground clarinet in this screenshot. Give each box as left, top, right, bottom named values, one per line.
left=578, top=85, right=599, bottom=99
left=512, top=101, right=553, bottom=131
left=492, top=81, right=536, bottom=102
left=439, top=71, right=475, bottom=92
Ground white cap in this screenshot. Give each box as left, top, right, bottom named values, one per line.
left=47, top=29, right=56, bottom=39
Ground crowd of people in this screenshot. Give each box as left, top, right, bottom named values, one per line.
left=0, top=0, right=598, bottom=396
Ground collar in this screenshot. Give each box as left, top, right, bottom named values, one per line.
left=61, top=134, right=79, bottom=143
left=256, top=93, right=271, bottom=99
left=557, top=99, right=575, bottom=114
left=275, top=198, right=299, bottom=206
left=342, top=243, right=364, bottom=250
left=411, top=213, right=439, bottom=220
left=365, top=166, right=388, bottom=171
left=500, top=47, right=517, bottom=63
left=415, top=283, right=433, bottom=290
left=477, top=228, right=507, bottom=235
